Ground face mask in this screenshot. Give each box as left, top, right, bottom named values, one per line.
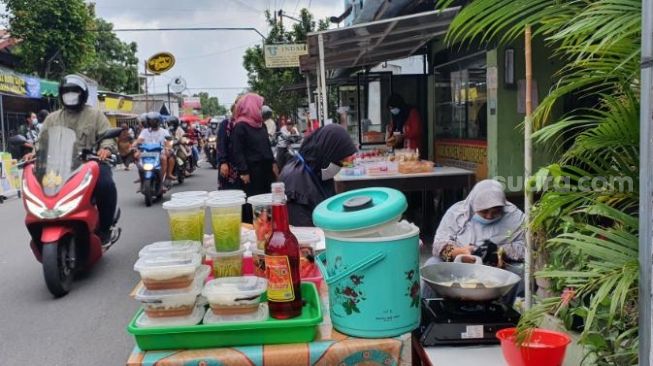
left=472, top=213, right=501, bottom=225
left=31, top=118, right=38, bottom=124
left=62, top=92, right=80, bottom=106
left=390, top=108, right=400, bottom=115
left=321, top=163, right=341, bottom=181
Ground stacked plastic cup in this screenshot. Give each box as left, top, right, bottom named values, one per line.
left=206, top=196, right=246, bottom=278
left=162, top=200, right=205, bottom=242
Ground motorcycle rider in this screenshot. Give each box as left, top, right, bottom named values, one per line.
left=181, top=121, right=200, bottom=168
left=36, top=74, right=117, bottom=244
left=132, top=112, right=176, bottom=187
left=205, top=118, right=220, bottom=138
left=262, top=106, right=276, bottom=144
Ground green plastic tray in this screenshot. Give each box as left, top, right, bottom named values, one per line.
left=127, top=282, right=322, bottom=351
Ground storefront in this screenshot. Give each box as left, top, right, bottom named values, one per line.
left=98, top=91, right=138, bottom=127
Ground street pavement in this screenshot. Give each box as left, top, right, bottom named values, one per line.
left=0, top=162, right=219, bottom=365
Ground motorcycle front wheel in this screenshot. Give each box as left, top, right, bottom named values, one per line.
left=42, top=236, right=75, bottom=297
left=143, top=180, right=153, bottom=207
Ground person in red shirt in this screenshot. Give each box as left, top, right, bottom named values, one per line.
left=385, top=93, right=423, bottom=152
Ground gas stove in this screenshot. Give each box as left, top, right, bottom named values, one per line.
left=417, top=298, right=520, bottom=346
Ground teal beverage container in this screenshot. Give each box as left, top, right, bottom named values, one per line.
left=313, top=188, right=420, bottom=338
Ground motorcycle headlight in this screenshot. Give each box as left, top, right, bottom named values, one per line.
left=143, top=163, right=154, bottom=171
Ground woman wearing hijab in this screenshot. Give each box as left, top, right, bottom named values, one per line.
left=385, top=93, right=423, bottom=151
left=431, top=179, right=525, bottom=263
left=231, top=93, right=276, bottom=197
left=280, top=124, right=357, bottom=227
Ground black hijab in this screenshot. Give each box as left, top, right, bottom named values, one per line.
left=281, top=124, right=357, bottom=207
left=387, top=93, right=409, bottom=132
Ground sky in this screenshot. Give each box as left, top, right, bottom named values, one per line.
left=89, top=0, right=339, bottom=107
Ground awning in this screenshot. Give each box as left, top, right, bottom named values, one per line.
left=300, top=7, right=460, bottom=72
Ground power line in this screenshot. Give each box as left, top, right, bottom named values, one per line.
left=102, top=27, right=266, bottom=40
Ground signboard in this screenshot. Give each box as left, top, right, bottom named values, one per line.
left=146, top=52, right=176, bottom=74
left=435, top=139, right=488, bottom=179
left=0, top=73, right=26, bottom=95
left=183, top=97, right=201, bottom=110
left=264, top=44, right=307, bottom=68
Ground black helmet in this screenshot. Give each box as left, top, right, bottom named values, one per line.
left=168, top=116, right=179, bottom=130
left=262, top=105, right=273, bottom=120
left=59, top=74, right=89, bottom=110
left=145, top=111, right=161, bottom=129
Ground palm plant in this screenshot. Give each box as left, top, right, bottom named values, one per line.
left=438, top=0, right=642, bottom=363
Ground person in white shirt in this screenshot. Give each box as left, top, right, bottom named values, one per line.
left=132, top=112, right=176, bottom=183
left=262, top=105, right=276, bottom=143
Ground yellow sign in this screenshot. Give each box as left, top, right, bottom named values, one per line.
left=264, top=44, right=307, bottom=68
left=104, top=95, right=133, bottom=112
left=435, top=140, right=488, bottom=179
left=0, top=74, right=26, bottom=95
left=147, top=52, right=176, bottom=74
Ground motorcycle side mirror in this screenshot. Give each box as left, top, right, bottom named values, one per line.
left=97, top=128, right=123, bottom=143
left=8, top=134, right=27, bottom=146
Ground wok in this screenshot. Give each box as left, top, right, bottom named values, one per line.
left=421, top=255, right=521, bottom=301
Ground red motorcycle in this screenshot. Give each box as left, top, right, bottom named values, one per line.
left=11, top=125, right=122, bottom=297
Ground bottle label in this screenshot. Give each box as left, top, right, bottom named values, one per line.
left=265, top=255, right=295, bottom=302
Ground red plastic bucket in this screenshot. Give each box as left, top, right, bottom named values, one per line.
left=496, top=327, right=571, bottom=366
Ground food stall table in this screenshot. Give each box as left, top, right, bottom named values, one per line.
left=334, top=167, right=475, bottom=236
left=126, top=286, right=412, bottom=366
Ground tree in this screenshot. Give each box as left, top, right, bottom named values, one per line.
left=3, top=0, right=96, bottom=79
left=242, top=8, right=329, bottom=118
left=82, top=16, right=139, bottom=94
left=193, top=92, right=227, bottom=117
left=439, top=0, right=642, bottom=363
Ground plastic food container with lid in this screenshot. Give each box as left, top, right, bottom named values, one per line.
left=207, top=197, right=245, bottom=252
left=202, top=276, right=267, bottom=315
left=134, top=252, right=202, bottom=290
left=135, top=304, right=206, bottom=328
left=135, top=265, right=210, bottom=318
left=138, top=240, right=202, bottom=258
left=208, top=190, right=246, bottom=199
left=247, top=193, right=273, bottom=250
left=207, top=247, right=245, bottom=278
left=171, top=191, right=209, bottom=201
left=203, top=302, right=269, bottom=324
left=163, top=199, right=205, bottom=242
left=313, top=187, right=420, bottom=338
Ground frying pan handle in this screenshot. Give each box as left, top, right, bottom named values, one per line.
left=316, top=251, right=386, bottom=285
left=453, top=254, right=482, bottom=264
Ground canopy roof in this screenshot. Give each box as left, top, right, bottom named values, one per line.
left=300, top=7, right=460, bottom=72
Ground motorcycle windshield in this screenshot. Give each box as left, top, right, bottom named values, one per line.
left=35, top=126, right=81, bottom=196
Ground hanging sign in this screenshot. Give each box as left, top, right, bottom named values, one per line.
left=146, top=52, right=176, bottom=74
left=264, top=44, right=307, bottom=68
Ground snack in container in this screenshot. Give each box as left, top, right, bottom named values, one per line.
left=202, top=276, right=267, bottom=315
left=136, top=304, right=206, bottom=328
left=398, top=160, right=434, bottom=174
left=207, top=247, right=245, bottom=278
left=134, top=252, right=202, bottom=290
left=135, top=265, right=210, bottom=318
left=162, top=199, right=205, bottom=242
left=207, top=197, right=245, bottom=252
left=203, top=303, right=269, bottom=324
left=247, top=194, right=273, bottom=250
left=138, top=240, right=202, bottom=258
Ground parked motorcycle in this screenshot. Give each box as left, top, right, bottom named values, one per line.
left=10, top=126, right=122, bottom=297
left=205, top=135, right=218, bottom=169
left=137, top=143, right=165, bottom=207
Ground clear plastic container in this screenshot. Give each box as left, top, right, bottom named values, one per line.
left=207, top=197, right=245, bottom=252
left=135, top=265, right=210, bottom=318
left=248, top=194, right=273, bottom=250
left=163, top=199, right=205, bottom=242
left=134, top=252, right=202, bottom=290
left=171, top=191, right=208, bottom=201
left=207, top=247, right=245, bottom=278
left=136, top=304, right=206, bottom=328
left=138, top=240, right=202, bottom=258
left=202, top=276, right=267, bottom=315
left=250, top=248, right=266, bottom=278
left=208, top=190, right=246, bottom=199
left=203, top=303, right=269, bottom=324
